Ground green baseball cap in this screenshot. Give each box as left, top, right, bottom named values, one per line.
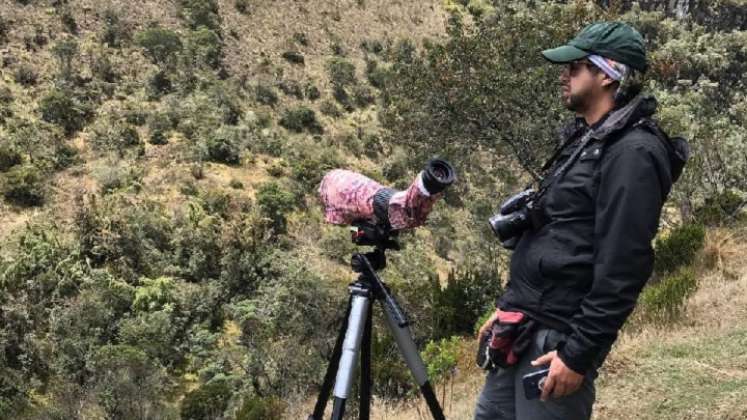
left=542, top=21, right=648, bottom=72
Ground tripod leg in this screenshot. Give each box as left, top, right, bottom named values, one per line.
left=359, top=304, right=373, bottom=420
left=309, top=299, right=352, bottom=420
left=331, top=291, right=371, bottom=420
left=380, top=302, right=446, bottom=420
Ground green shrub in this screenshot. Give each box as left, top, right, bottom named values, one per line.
left=51, top=37, right=79, bottom=82
left=432, top=264, right=503, bottom=339
left=639, top=268, right=697, bottom=323
left=0, top=145, right=22, bottom=172
left=654, top=223, right=705, bottom=275
left=2, top=164, right=45, bottom=207
left=229, top=257, right=340, bottom=397
left=90, top=49, right=119, bottom=83
left=365, top=59, right=389, bottom=89
left=180, top=0, right=222, bottom=32
left=90, top=345, right=168, bottom=420
left=132, top=277, right=176, bottom=312
left=5, top=118, right=66, bottom=166
left=279, top=106, right=323, bottom=134
left=422, top=336, right=460, bottom=383
left=148, top=129, right=167, bottom=145
left=236, top=396, right=286, bottom=420
left=50, top=143, right=79, bottom=170
left=326, top=57, right=356, bottom=87
left=180, top=377, right=233, bottom=420
left=256, top=181, right=295, bottom=234
left=123, top=105, right=148, bottom=126
left=74, top=195, right=173, bottom=278
left=184, top=27, right=224, bottom=70
left=13, top=63, right=38, bottom=86
left=92, top=162, right=143, bottom=194
left=88, top=121, right=142, bottom=154
left=39, top=89, right=92, bottom=135
left=198, top=125, right=245, bottom=165
left=289, top=147, right=341, bottom=191
left=169, top=88, right=241, bottom=138
left=203, top=135, right=240, bottom=164
left=332, top=85, right=354, bottom=111
left=693, top=190, right=745, bottom=226
left=281, top=50, right=304, bottom=64
left=135, top=27, right=183, bottom=66
left=254, top=83, right=278, bottom=106
left=101, top=7, right=130, bottom=48
left=147, top=112, right=172, bottom=145
left=147, top=69, right=174, bottom=97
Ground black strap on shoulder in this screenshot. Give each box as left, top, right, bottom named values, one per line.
left=534, top=129, right=596, bottom=200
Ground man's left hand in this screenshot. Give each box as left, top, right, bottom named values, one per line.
left=531, top=351, right=584, bottom=401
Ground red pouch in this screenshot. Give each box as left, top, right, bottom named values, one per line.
left=477, top=310, right=536, bottom=370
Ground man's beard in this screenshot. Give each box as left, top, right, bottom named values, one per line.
left=563, top=85, right=592, bottom=113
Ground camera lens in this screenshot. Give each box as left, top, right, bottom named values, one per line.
left=489, top=209, right=530, bottom=243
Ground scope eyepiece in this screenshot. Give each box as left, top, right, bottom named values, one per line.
left=422, top=159, right=456, bottom=195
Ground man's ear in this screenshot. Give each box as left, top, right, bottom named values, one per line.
left=600, top=75, right=617, bottom=89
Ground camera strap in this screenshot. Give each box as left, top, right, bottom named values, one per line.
left=535, top=129, right=597, bottom=200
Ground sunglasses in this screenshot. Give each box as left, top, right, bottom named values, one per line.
left=564, top=60, right=596, bottom=77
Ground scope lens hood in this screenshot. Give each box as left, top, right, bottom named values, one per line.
left=422, top=159, right=456, bottom=195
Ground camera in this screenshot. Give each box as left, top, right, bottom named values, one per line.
left=488, top=189, right=536, bottom=249
left=319, top=159, right=455, bottom=231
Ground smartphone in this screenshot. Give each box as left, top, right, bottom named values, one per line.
left=522, top=367, right=550, bottom=400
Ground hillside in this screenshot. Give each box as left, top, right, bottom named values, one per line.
left=0, top=1, right=746, bottom=419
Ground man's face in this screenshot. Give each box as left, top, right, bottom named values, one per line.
left=559, top=60, right=606, bottom=112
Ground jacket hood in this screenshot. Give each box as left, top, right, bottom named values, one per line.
left=595, top=94, right=689, bottom=183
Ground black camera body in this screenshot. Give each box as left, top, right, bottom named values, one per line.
left=488, top=189, right=537, bottom=249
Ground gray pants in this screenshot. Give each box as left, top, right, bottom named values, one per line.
left=474, top=328, right=598, bottom=420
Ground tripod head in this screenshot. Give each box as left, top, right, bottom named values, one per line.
left=349, top=222, right=399, bottom=272
left=350, top=222, right=399, bottom=250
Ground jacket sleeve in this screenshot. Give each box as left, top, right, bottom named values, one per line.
left=558, top=135, right=672, bottom=374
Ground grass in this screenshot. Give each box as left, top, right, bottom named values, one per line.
left=595, top=329, right=747, bottom=420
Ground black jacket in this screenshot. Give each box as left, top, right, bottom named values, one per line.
left=497, top=95, right=688, bottom=374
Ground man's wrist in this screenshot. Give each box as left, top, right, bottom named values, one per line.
left=557, top=346, right=588, bottom=376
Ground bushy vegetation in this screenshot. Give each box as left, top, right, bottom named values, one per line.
left=279, top=106, right=323, bottom=133
left=639, top=268, right=698, bottom=323
left=1, top=164, right=46, bottom=207
left=654, top=223, right=706, bottom=275
left=135, top=27, right=183, bottom=66
left=38, top=89, right=93, bottom=135
left=693, top=190, right=745, bottom=226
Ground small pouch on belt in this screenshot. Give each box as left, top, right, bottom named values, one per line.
left=476, top=310, right=536, bottom=370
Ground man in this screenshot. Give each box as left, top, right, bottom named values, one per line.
left=474, top=22, right=688, bottom=419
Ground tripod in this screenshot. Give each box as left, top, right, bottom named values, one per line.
left=308, top=223, right=446, bottom=420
